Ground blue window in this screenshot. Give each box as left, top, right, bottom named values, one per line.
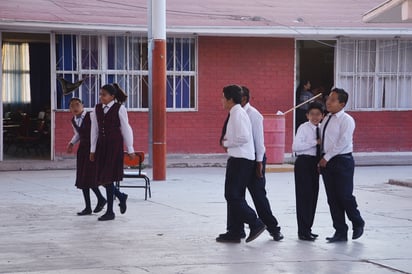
left=55, top=34, right=196, bottom=110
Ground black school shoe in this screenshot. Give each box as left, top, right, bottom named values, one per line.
left=93, top=199, right=107, bottom=213
left=216, top=233, right=241, bottom=243
left=326, top=232, right=347, bottom=243
left=271, top=230, right=284, bottom=241
left=98, top=212, right=115, bottom=221
left=246, top=223, right=267, bottom=243
left=119, top=194, right=128, bottom=214
left=77, top=208, right=92, bottom=216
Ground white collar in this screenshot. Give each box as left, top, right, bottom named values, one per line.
left=103, top=100, right=115, bottom=109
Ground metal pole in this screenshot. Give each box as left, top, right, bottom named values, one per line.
left=151, top=0, right=166, bottom=180
left=147, top=0, right=153, bottom=167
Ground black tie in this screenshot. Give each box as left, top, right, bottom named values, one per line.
left=219, top=113, right=230, bottom=146
left=321, top=115, right=332, bottom=154
left=316, top=126, right=321, bottom=160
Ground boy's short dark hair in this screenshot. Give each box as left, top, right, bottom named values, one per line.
left=69, top=97, right=82, bottom=107
left=223, top=85, right=242, bottom=104
left=331, top=88, right=349, bottom=105
left=241, top=86, right=250, bottom=103
left=307, top=101, right=324, bottom=113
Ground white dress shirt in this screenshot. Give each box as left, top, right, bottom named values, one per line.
left=321, top=109, right=355, bottom=161
left=223, top=104, right=255, bottom=161
left=292, top=121, right=319, bottom=156
left=243, top=103, right=265, bottom=162
left=69, top=110, right=86, bottom=145
left=90, top=100, right=134, bottom=154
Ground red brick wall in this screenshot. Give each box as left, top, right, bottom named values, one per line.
left=53, top=37, right=412, bottom=157
left=54, top=111, right=150, bottom=157
left=196, top=36, right=296, bottom=154
left=350, top=111, right=412, bottom=152
left=55, top=36, right=296, bottom=156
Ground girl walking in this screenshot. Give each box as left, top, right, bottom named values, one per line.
left=67, top=98, right=106, bottom=215
left=90, top=83, right=135, bottom=221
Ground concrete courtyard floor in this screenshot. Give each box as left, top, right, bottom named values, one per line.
left=0, top=165, right=411, bottom=274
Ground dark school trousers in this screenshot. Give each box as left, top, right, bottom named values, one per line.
left=321, top=154, right=365, bottom=234
left=294, top=155, right=319, bottom=235
left=225, top=157, right=262, bottom=236
left=247, top=155, right=280, bottom=234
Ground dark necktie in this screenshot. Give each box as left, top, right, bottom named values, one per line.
left=316, top=126, right=321, bottom=160
left=219, top=113, right=230, bottom=146
left=321, top=115, right=332, bottom=154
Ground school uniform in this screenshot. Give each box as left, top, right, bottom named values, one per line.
left=321, top=110, right=365, bottom=237
left=243, top=103, right=281, bottom=237
left=90, top=100, right=134, bottom=219
left=70, top=110, right=106, bottom=215
left=221, top=104, right=264, bottom=239
left=90, top=101, right=134, bottom=184
left=70, top=111, right=99, bottom=189
left=292, top=121, right=320, bottom=237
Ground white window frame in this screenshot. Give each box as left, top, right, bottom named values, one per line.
left=336, top=39, right=412, bottom=110
left=54, top=33, right=198, bottom=111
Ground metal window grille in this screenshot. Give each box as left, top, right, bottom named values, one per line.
left=336, top=39, right=412, bottom=110
left=55, top=34, right=197, bottom=111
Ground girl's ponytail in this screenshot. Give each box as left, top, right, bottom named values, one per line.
left=112, top=83, right=127, bottom=104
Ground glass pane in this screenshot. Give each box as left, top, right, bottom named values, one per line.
left=399, top=41, right=412, bottom=72
left=166, top=75, right=174, bottom=108
left=166, top=38, right=174, bottom=71
left=81, top=75, right=99, bottom=108
left=357, top=40, right=376, bottom=72
left=81, top=36, right=99, bottom=70
left=126, top=75, right=139, bottom=108
left=141, top=39, right=149, bottom=71
left=378, top=40, right=398, bottom=73
left=56, top=35, right=76, bottom=71
left=115, top=36, right=127, bottom=70
left=383, top=76, right=398, bottom=108
left=398, top=76, right=412, bottom=108
left=339, top=40, right=356, bottom=73
left=108, top=37, right=115, bottom=70
left=129, top=36, right=141, bottom=70
left=141, top=75, right=149, bottom=108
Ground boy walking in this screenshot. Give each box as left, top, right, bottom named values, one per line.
left=216, top=84, right=266, bottom=243
left=319, top=88, right=365, bottom=243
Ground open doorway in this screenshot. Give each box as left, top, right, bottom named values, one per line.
left=295, top=40, right=335, bottom=131
left=2, top=33, right=51, bottom=160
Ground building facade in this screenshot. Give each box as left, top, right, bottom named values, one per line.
left=1, top=0, right=412, bottom=161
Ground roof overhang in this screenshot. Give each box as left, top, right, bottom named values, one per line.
left=363, top=0, right=412, bottom=23
left=2, top=20, right=412, bottom=39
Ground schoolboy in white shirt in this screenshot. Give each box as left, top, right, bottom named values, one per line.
left=293, top=101, right=324, bottom=241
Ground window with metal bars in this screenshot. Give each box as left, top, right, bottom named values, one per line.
left=55, top=34, right=197, bottom=110
left=336, top=39, right=412, bottom=110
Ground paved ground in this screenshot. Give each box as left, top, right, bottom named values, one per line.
left=0, top=165, right=411, bottom=274
left=1, top=152, right=412, bottom=171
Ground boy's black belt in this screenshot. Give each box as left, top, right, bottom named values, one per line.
left=297, top=154, right=316, bottom=158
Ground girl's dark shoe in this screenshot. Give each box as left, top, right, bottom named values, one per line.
left=77, top=208, right=92, bottom=216
left=119, top=194, right=128, bottom=214
left=98, top=212, right=115, bottom=221
left=93, top=199, right=107, bottom=213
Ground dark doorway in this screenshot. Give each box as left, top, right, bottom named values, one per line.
left=2, top=33, right=51, bottom=159
left=295, top=40, right=335, bottom=131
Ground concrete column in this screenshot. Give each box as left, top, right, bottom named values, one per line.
left=150, top=0, right=166, bottom=180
